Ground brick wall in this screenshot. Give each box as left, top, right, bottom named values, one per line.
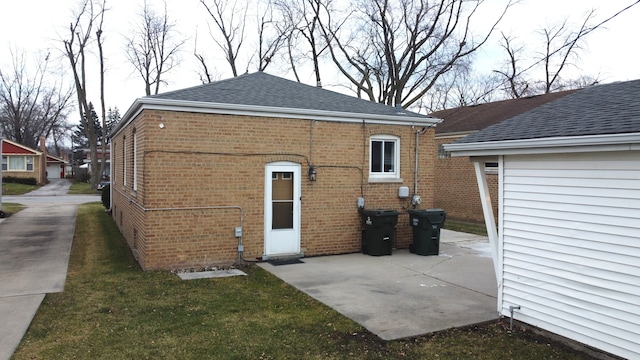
left=111, top=109, right=437, bottom=270
left=434, top=135, right=498, bottom=224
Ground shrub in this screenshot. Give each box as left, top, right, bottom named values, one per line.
left=101, top=184, right=111, bottom=209
left=77, top=172, right=91, bottom=183
left=2, top=176, right=37, bottom=185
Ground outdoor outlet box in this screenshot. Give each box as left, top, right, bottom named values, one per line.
left=235, top=226, right=242, bottom=237
left=357, top=197, right=365, bottom=208
left=398, top=186, right=410, bottom=198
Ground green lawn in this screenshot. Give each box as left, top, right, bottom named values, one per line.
left=443, top=219, right=488, bottom=236
left=14, top=203, right=589, bottom=359
left=1, top=202, right=25, bottom=215
left=1, top=182, right=39, bottom=195
left=68, top=181, right=101, bottom=194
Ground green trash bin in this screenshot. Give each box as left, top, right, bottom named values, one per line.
left=360, top=209, right=399, bottom=256
left=408, top=209, right=446, bottom=256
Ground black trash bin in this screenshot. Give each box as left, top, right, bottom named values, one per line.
left=408, top=209, right=446, bottom=256
left=360, top=209, right=399, bottom=256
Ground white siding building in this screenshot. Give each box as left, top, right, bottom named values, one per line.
left=445, top=80, right=640, bottom=359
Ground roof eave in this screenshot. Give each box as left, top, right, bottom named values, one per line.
left=444, top=132, right=640, bottom=157
left=112, top=98, right=441, bottom=137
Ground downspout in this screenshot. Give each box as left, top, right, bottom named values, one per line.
left=414, top=129, right=419, bottom=203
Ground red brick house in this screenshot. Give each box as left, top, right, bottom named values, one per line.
left=1, top=138, right=66, bottom=184
left=430, top=90, right=576, bottom=224
left=110, top=72, right=441, bottom=270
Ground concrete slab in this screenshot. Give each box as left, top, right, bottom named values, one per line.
left=177, top=269, right=247, bottom=280
left=0, top=205, right=76, bottom=296
left=0, top=180, right=85, bottom=360
left=0, top=295, right=45, bottom=360
left=259, top=233, right=498, bottom=341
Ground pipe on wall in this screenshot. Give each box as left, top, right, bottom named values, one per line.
left=113, top=187, right=246, bottom=264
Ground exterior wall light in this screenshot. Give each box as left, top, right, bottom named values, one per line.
left=308, top=165, right=317, bottom=181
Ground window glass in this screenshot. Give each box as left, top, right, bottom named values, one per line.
left=9, top=156, right=25, bottom=170
left=371, top=141, right=382, bottom=172
left=438, top=144, right=451, bottom=159
left=1, top=156, right=6, bottom=171
left=26, top=156, right=33, bottom=171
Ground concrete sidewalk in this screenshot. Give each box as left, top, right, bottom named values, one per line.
left=0, top=179, right=98, bottom=360
left=259, top=229, right=498, bottom=340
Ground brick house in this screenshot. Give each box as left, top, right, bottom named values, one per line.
left=110, top=72, right=441, bottom=270
left=1, top=138, right=66, bottom=184
left=430, top=90, right=576, bottom=223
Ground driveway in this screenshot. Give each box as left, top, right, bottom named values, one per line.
left=259, top=229, right=498, bottom=340
left=0, top=179, right=100, bottom=360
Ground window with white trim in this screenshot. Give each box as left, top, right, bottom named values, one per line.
left=133, top=130, right=138, bottom=191
left=369, top=135, right=400, bottom=180
left=123, top=136, right=127, bottom=187
left=2, top=155, right=34, bottom=171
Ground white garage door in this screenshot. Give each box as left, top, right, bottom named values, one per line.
left=47, top=164, right=61, bottom=179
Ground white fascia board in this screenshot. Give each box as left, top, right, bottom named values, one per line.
left=444, top=132, right=640, bottom=157
left=113, top=98, right=441, bottom=137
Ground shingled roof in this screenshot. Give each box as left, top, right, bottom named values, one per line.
left=430, top=89, right=577, bottom=134
left=455, top=79, right=640, bottom=144
left=149, top=71, right=432, bottom=120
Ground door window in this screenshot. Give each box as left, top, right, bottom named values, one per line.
left=271, top=172, right=294, bottom=229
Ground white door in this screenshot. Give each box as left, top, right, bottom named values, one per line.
left=264, top=162, right=301, bottom=257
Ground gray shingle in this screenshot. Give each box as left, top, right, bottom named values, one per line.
left=456, top=79, right=640, bottom=144
left=149, top=71, right=430, bottom=119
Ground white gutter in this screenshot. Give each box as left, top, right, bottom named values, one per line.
left=444, top=132, right=640, bottom=156
left=113, top=98, right=441, bottom=137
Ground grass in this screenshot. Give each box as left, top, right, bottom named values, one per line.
left=444, top=219, right=488, bottom=236
left=14, top=203, right=590, bottom=359
left=1, top=182, right=39, bottom=195
left=67, top=181, right=100, bottom=194
left=1, top=202, right=25, bottom=215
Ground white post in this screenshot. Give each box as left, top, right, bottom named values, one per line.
left=472, top=159, right=500, bottom=284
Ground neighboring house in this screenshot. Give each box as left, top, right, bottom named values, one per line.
left=110, top=72, right=440, bottom=270
left=430, top=90, right=576, bottom=223
left=444, top=79, right=640, bottom=359
left=79, top=145, right=111, bottom=179
left=1, top=138, right=66, bottom=184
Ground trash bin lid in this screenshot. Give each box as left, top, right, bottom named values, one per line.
left=360, top=208, right=399, bottom=216
left=408, top=209, right=446, bottom=223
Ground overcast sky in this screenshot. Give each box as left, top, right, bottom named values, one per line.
left=1, top=0, right=639, bottom=116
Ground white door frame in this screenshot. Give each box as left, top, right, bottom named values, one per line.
left=264, top=162, right=301, bottom=257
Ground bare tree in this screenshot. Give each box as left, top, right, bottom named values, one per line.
left=199, top=0, right=247, bottom=77
left=62, top=0, right=107, bottom=187
left=318, top=0, right=514, bottom=109
left=0, top=48, right=73, bottom=149
left=193, top=31, right=217, bottom=83
left=125, top=0, right=185, bottom=95
left=254, top=1, right=289, bottom=72
left=493, top=32, right=532, bottom=98
left=538, top=11, right=597, bottom=94
left=492, top=3, right=640, bottom=98
left=275, top=0, right=331, bottom=86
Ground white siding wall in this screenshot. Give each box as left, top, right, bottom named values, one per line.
left=500, top=151, right=640, bottom=359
